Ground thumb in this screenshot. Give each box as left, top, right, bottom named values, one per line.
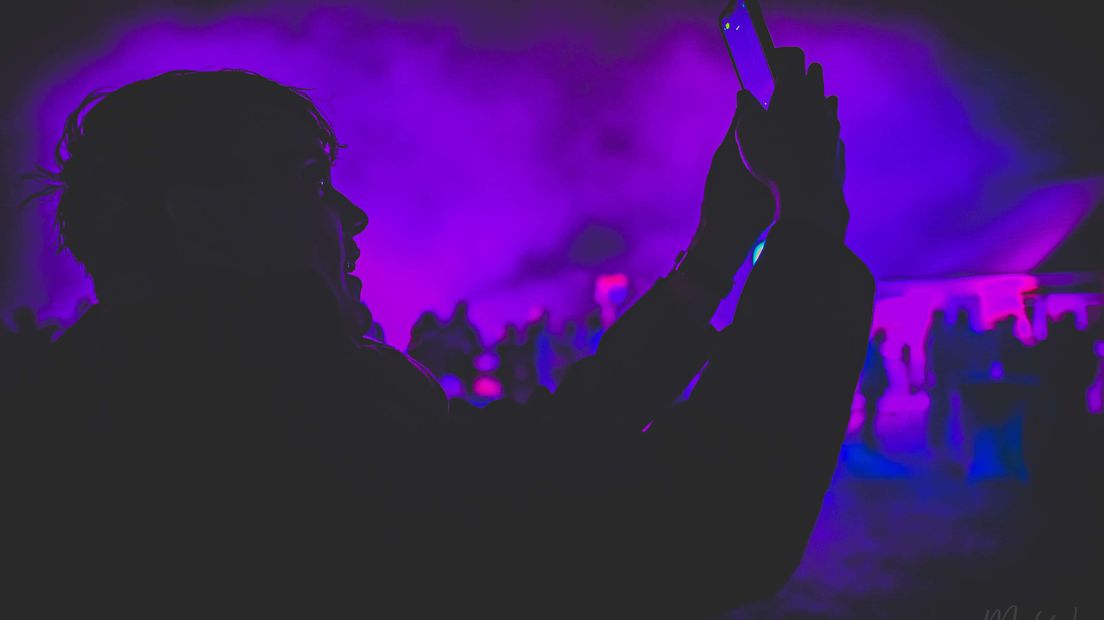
left=734, top=89, right=767, bottom=142
left=735, top=89, right=766, bottom=121
left=734, top=89, right=769, bottom=164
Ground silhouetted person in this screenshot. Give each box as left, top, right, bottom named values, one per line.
left=493, top=322, right=535, bottom=403
left=552, top=318, right=582, bottom=387
left=12, top=50, right=874, bottom=618
left=956, top=315, right=1037, bottom=478
left=1039, top=313, right=1096, bottom=419
left=582, top=308, right=604, bottom=355
left=439, top=300, right=482, bottom=395
left=900, top=343, right=921, bottom=394
left=859, top=329, right=889, bottom=450
left=407, top=309, right=448, bottom=376
left=524, top=309, right=555, bottom=390
left=925, top=309, right=956, bottom=457
left=952, top=308, right=987, bottom=380
left=1026, top=312, right=1098, bottom=492
left=1023, top=313, right=1104, bottom=606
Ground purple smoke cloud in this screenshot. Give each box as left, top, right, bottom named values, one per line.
left=11, top=1, right=1094, bottom=345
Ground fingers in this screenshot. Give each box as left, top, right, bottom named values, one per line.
left=835, top=138, right=847, bottom=184
left=735, top=89, right=767, bottom=136
left=770, top=47, right=806, bottom=91
left=737, top=87, right=765, bottom=107
left=734, top=89, right=770, bottom=178
left=826, top=95, right=840, bottom=145
left=808, top=62, right=825, bottom=101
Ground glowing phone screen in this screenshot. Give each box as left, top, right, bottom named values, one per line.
left=721, top=1, right=774, bottom=107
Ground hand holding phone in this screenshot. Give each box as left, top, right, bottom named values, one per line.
left=679, top=1, right=779, bottom=281
left=735, top=48, right=848, bottom=240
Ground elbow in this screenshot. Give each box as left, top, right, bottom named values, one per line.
left=718, top=510, right=816, bottom=610
left=683, top=555, right=798, bottom=618
left=683, top=530, right=807, bottom=616
left=733, top=551, right=802, bottom=605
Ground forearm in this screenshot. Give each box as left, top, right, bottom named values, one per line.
left=550, top=274, right=724, bottom=435
left=649, top=221, right=874, bottom=602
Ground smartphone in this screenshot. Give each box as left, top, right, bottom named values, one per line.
left=719, top=0, right=775, bottom=108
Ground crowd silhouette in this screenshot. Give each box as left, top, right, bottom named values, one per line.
left=11, top=297, right=1098, bottom=456
left=854, top=308, right=1102, bottom=471
left=405, top=301, right=606, bottom=403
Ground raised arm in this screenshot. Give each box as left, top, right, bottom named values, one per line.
left=440, top=48, right=873, bottom=617
left=541, top=67, right=778, bottom=436
left=617, top=48, right=873, bottom=614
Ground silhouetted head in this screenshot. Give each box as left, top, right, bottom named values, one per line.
left=526, top=313, right=549, bottom=337
left=927, top=309, right=947, bottom=335
left=954, top=308, right=972, bottom=329
left=412, top=311, right=442, bottom=336
left=452, top=301, right=470, bottom=322
left=41, top=70, right=368, bottom=330
left=872, top=328, right=887, bottom=347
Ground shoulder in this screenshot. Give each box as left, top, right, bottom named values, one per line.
left=350, top=337, right=449, bottom=426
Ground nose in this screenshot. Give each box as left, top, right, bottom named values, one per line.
left=333, top=189, right=368, bottom=236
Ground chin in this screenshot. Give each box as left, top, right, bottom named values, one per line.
left=344, top=273, right=363, bottom=300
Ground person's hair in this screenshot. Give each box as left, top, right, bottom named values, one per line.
left=27, top=70, right=342, bottom=280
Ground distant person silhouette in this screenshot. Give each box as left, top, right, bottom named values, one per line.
left=582, top=307, right=605, bottom=355
left=900, top=343, right=922, bottom=394
left=925, top=308, right=957, bottom=457
left=439, top=300, right=483, bottom=395
left=1025, top=314, right=1104, bottom=606
left=552, top=318, right=582, bottom=386
left=1040, top=312, right=1096, bottom=419
left=524, top=308, right=556, bottom=390
left=13, top=49, right=873, bottom=618
left=952, top=307, right=986, bottom=380
left=407, top=309, right=447, bottom=376
left=493, top=322, right=533, bottom=403
left=859, top=328, right=889, bottom=450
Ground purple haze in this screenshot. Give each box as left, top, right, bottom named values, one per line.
left=10, top=1, right=1096, bottom=346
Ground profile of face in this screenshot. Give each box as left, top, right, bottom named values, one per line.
left=54, top=71, right=371, bottom=336
left=165, top=110, right=368, bottom=327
